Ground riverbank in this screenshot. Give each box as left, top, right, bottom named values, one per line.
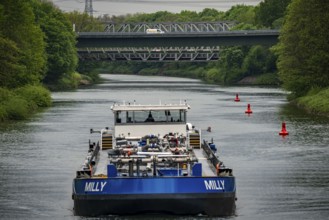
left=0, top=85, right=51, bottom=122
left=0, top=72, right=99, bottom=122
left=45, top=72, right=100, bottom=91
left=294, top=88, right=329, bottom=116
left=2, top=72, right=327, bottom=123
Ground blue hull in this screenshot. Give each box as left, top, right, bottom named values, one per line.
left=73, top=176, right=236, bottom=216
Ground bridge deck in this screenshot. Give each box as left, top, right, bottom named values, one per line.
left=76, top=30, right=279, bottom=61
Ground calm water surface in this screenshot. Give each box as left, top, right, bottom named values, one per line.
left=0, top=74, right=329, bottom=220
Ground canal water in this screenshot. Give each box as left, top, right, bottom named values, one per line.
left=0, top=74, right=328, bottom=219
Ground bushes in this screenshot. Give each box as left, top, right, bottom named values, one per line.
left=296, top=88, right=329, bottom=115
left=15, top=85, right=51, bottom=108
left=0, top=105, right=8, bottom=122
left=255, top=72, right=280, bottom=85
left=4, top=97, right=29, bottom=120
left=0, top=86, right=51, bottom=122
left=138, top=68, right=159, bottom=75
left=48, top=72, right=82, bottom=91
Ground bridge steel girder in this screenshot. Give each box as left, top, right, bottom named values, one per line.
left=77, top=30, right=279, bottom=48
left=77, top=47, right=220, bottom=62
left=104, top=22, right=235, bottom=33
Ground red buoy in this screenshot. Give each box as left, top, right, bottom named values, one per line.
left=234, top=94, right=240, bottom=102
left=279, top=122, right=289, bottom=136
left=245, top=104, right=253, bottom=114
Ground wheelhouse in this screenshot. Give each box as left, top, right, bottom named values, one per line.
left=111, top=102, right=190, bottom=138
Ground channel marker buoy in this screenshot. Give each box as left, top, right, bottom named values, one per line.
left=234, top=94, right=240, bottom=102
left=279, top=122, right=289, bottom=136
left=245, top=104, right=253, bottom=114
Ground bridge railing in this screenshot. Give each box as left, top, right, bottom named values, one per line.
left=104, top=21, right=236, bottom=33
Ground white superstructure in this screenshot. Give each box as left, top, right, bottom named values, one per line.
left=111, top=102, right=190, bottom=138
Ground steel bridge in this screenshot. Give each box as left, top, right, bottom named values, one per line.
left=77, top=22, right=279, bottom=62
left=78, top=46, right=220, bottom=62
left=103, top=21, right=235, bottom=33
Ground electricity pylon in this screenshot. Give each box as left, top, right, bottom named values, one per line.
left=84, top=0, right=93, bottom=17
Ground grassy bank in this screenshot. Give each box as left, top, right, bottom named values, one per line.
left=0, top=71, right=101, bottom=122
left=295, top=88, right=329, bottom=115
left=0, top=85, right=51, bottom=122
left=46, top=71, right=101, bottom=91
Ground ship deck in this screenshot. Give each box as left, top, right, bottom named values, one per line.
left=93, top=147, right=216, bottom=177
left=193, top=148, right=216, bottom=176
left=94, top=150, right=108, bottom=176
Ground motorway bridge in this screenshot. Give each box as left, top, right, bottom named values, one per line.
left=77, top=22, right=279, bottom=62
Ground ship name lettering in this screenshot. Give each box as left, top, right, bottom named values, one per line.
left=204, top=180, right=225, bottom=190
left=84, top=181, right=107, bottom=192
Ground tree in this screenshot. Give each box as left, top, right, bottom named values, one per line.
left=255, top=0, right=292, bottom=28
left=0, top=0, right=46, bottom=87
left=0, top=37, right=25, bottom=87
left=178, top=10, right=199, bottom=22
left=31, top=0, right=78, bottom=85
left=243, top=45, right=267, bottom=76
left=198, top=8, right=223, bottom=21
left=66, top=11, right=103, bottom=32
left=224, top=5, right=256, bottom=24
left=218, top=47, right=245, bottom=83
left=275, top=0, right=329, bottom=97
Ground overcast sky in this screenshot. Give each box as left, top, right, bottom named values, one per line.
left=51, top=0, right=262, bottom=17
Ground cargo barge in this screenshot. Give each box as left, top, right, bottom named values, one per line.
left=72, top=101, right=236, bottom=216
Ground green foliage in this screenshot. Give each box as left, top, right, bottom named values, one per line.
left=205, top=68, right=219, bottom=83
left=0, top=0, right=80, bottom=91
left=0, top=88, right=11, bottom=121
left=255, top=0, right=292, bottom=28
left=52, top=72, right=82, bottom=90
left=0, top=87, right=13, bottom=103
left=4, top=96, right=29, bottom=120
left=32, top=0, right=78, bottom=86
left=178, top=10, right=199, bottom=22
left=0, top=1, right=85, bottom=121
left=0, top=88, right=28, bottom=120
left=0, top=36, right=25, bottom=88
left=15, top=85, right=51, bottom=108
left=275, top=0, right=329, bottom=97
left=102, top=8, right=225, bottom=24
left=65, top=11, right=103, bottom=32
left=231, top=23, right=257, bottom=30
left=0, top=105, right=8, bottom=122
left=0, top=0, right=46, bottom=87
left=215, top=47, right=245, bottom=83
left=82, top=71, right=101, bottom=84
left=138, top=68, right=158, bottom=75
left=199, top=8, right=224, bottom=21
left=254, top=72, right=280, bottom=85
left=243, top=45, right=268, bottom=76
left=0, top=86, right=52, bottom=122
left=223, top=5, right=256, bottom=24
left=296, top=88, right=329, bottom=114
